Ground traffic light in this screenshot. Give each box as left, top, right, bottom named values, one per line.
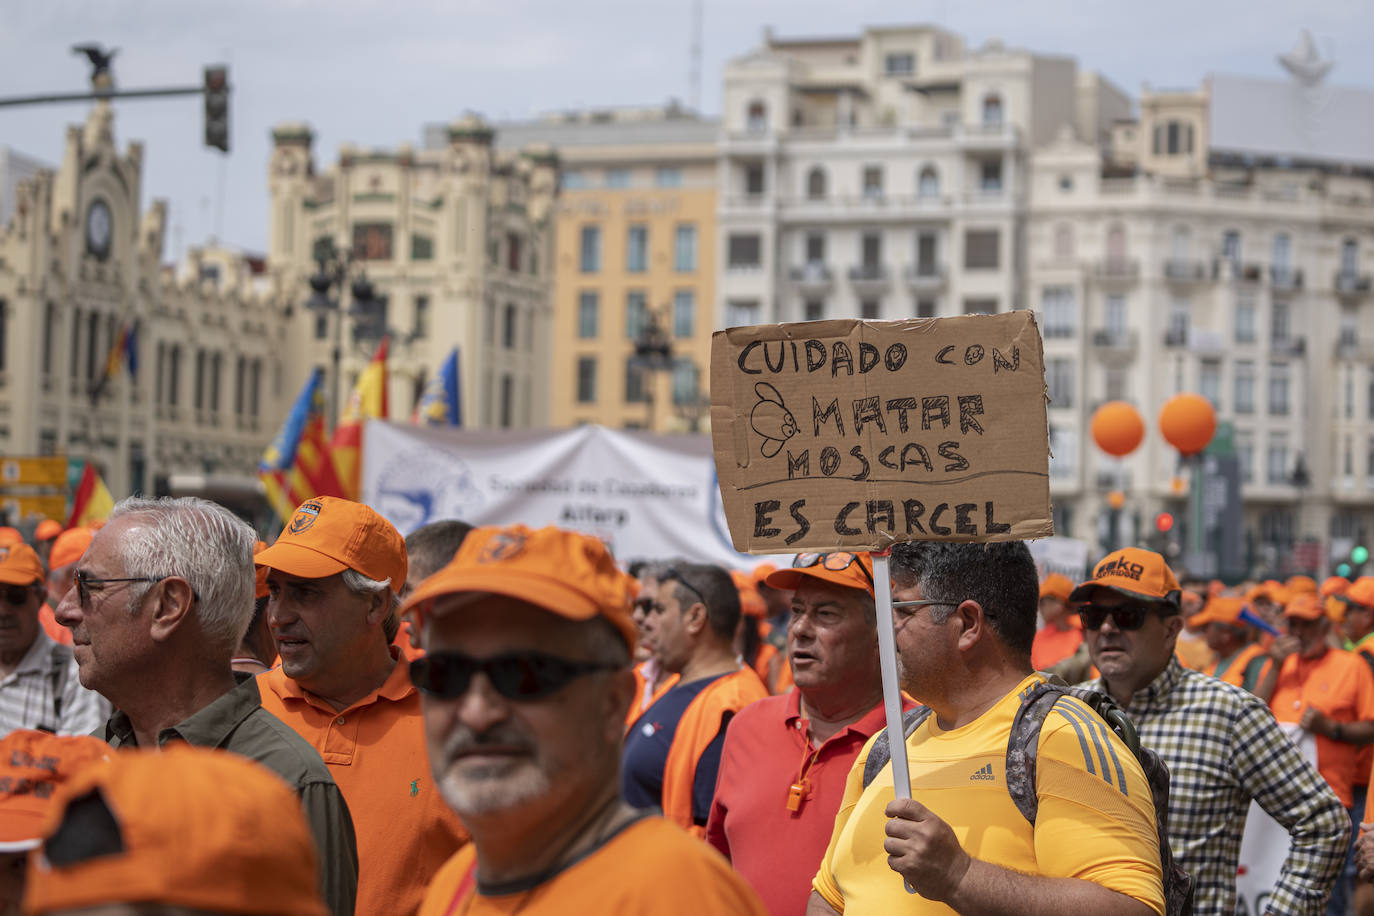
left=1338, top=563, right=1354, bottom=578
left=203, top=65, right=229, bottom=153
left=1155, top=512, right=1175, bottom=533
left=1354, top=545, right=1370, bottom=566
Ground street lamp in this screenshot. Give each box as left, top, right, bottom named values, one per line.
left=304, top=240, right=388, bottom=424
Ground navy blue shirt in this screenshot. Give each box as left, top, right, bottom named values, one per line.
left=621, top=673, right=727, bottom=823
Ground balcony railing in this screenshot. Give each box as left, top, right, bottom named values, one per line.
left=1092, top=258, right=1139, bottom=281
left=903, top=265, right=946, bottom=290
left=1092, top=329, right=1138, bottom=350
left=788, top=263, right=834, bottom=294
left=1336, top=271, right=1372, bottom=297
left=1218, top=260, right=1264, bottom=283
left=1163, top=328, right=1189, bottom=347
left=1271, top=335, right=1306, bottom=357
left=1164, top=260, right=1210, bottom=283
left=1270, top=266, right=1304, bottom=290
left=848, top=264, right=890, bottom=289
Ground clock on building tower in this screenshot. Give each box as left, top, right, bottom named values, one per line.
left=85, top=198, right=112, bottom=260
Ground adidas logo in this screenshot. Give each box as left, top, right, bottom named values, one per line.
left=970, top=763, right=995, bottom=782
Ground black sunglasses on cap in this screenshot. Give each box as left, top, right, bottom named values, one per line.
left=409, top=651, right=620, bottom=702
left=1077, top=602, right=1166, bottom=632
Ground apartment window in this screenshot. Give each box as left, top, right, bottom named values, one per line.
left=727, top=233, right=762, bottom=269
left=69, top=307, right=82, bottom=380
left=746, top=100, right=768, bottom=132
left=1272, top=233, right=1292, bottom=274
left=964, top=230, right=999, bottom=270
left=917, top=165, right=940, bottom=198
left=1234, top=361, right=1255, bottom=414
left=626, top=224, right=648, bottom=273
left=884, top=52, right=915, bottom=75
left=502, top=304, right=518, bottom=349
left=506, top=233, right=523, bottom=272
left=167, top=346, right=180, bottom=407
left=963, top=298, right=997, bottom=315
left=655, top=167, right=682, bottom=188
left=862, top=165, right=883, bottom=198
left=577, top=292, right=598, bottom=339
left=1271, top=301, right=1291, bottom=344
left=624, top=359, right=647, bottom=403
left=727, top=300, right=760, bottom=328
left=605, top=169, right=630, bottom=189
left=625, top=291, right=648, bottom=340
left=1045, top=358, right=1074, bottom=408
left=672, top=290, right=695, bottom=338
left=805, top=232, right=825, bottom=264
left=85, top=311, right=100, bottom=381
left=1053, top=224, right=1074, bottom=260
left=861, top=232, right=882, bottom=268
left=193, top=349, right=206, bottom=411
left=1153, top=120, right=1194, bottom=155
left=1200, top=358, right=1222, bottom=409
left=1234, top=296, right=1256, bottom=343
left=1168, top=300, right=1190, bottom=341
left=982, top=94, right=1003, bottom=127
left=672, top=361, right=700, bottom=406
left=861, top=300, right=881, bottom=320
left=979, top=160, right=1003, bottom=193
left=562, top=171, right=588, bottom=190
left=1040, top=287, right=1076, bottom=338
left=1340, top=310, right=1359, bottom=348
left=1104, top=294, right=1127, bottom=337
left=413, top=295, right=430, bottom=338
left=576, top=357, right=596, bottom=403
left=806, top=167, right=827, bottom=200
left=250, top=358, right=262, bottom=416
left=1268, top=362, right=1291, bottom=416
left=744, top=164, right=765, bottom=196
left=1170, top=225, right=1192, bottom=261
left=1346, top=367, right=1355, bottom=419
left=673, top=224, right=697, bottom=272
left=1266, top=433, right=1290, bottom=485
left=1048, top=425, right=1076, bottom=480
left=1342, top=238, right=1359, bottom=275
left=915, top=233, right=938, bottom=276
left=579, top=225, right=601, bottom=273
left=1106, top=224, right=1127, bottom=262
left=916, top=298, right=937, bottom=318
left=803, top=301, right=825, bottom=322
left=1104, top=367, right=1127, bottom=402
left=234, top=356, right=245, bottom=416
left=1221, top=230, right=1241, bottom=266
left=1237, top=434, right=1255, bottom=483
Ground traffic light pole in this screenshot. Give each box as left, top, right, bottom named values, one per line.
left=0, top=85, right=206, bottom=107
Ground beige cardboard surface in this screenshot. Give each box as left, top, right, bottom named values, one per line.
left=710, top=312, right=1053, bottom=554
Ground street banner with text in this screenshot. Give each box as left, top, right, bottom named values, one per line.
left=710, top=312, right=1053, bottom=554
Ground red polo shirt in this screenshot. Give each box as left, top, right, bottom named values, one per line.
left=705, top=690, right=909, bottom=916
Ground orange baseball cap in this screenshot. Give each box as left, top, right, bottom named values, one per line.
left=253, top=540, right=270, bottom=600
left=1286, top=575, right=1318, bottom=595
left=1283, top=593, right=1326, bottom=621
left=1322, top=576, right=1352, bottom=598
left=0, top=543, right=45, bottom=586
left=1247, top=580, right=1285, bottom=604
left=25, top=745, right=325, bottom=916
left=1069, top=547, right=1181, bottom=607
left=401, top=524, right=637, bottom=651
left=255, top=496, right=407, bottom=591
left=1344, top=577, right=1374, bottom=610
left=1038, top=573, right=1074, bottom=602
left=0, top=730, right=108, bottom=852
left=0, top=527, right=21, bottom=546
left=34, top=520, right=63, bottom=542
left=1188, top=596, right=1247, bottom=629
left=47, top=527, right=93, bottom=571
left=752, top=562, right=779, bottom=587
left=765, top=552, right=875, bottom=598
left=731, top=569, right=767, bottom=618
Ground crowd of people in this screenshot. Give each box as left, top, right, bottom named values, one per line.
left=4, top=495, right=1374, bottom=915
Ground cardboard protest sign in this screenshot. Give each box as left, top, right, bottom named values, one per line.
left=710, top=312, right=1053, bottom=554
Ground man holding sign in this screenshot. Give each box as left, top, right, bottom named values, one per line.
left=806, top=541, right=1165, bottom=915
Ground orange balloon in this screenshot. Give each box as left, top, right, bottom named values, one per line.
left=1159, top=393, right=1216, bottom=456
left=1106, top=490, right=1126, bottom=510
left=1091, top=401, right=1145, bottom=457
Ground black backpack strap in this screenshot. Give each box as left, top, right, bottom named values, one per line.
left=861, top=706, right=932, bottom=789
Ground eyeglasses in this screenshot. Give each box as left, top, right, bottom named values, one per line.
left=661, top=566, right=707, bottom=609
left=409, top=651, right=620, bottom=701
left=890, top=598, right=960, bottom=612
left=1077, top=603, right=1160, bottom=632
left=793, top=552, right=875, bottom=588
left=74, top=571, right=197, bottom=607
left=1, top=585, right=35, bottom=607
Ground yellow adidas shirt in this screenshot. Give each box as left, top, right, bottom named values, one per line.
left=813, top=674, right=1165, bottom=915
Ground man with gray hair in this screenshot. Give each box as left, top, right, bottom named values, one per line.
left=255, top=496, right=469, bottom=916
left=52, top=495, right=358, bottom=916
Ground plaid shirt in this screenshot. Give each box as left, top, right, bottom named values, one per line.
left=0, top=629, right=109, bottom=737
left=1085, top=657, right=1349, bottom=916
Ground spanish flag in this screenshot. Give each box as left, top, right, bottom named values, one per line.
left=67, top=463, right=115, bottom=528
left=258, top=368, right=347, bottom=522
left=330, top=337, right=389, bottom=499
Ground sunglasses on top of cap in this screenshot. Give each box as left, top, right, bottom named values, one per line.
left=1076, top=601, right=1167, bottom=632
left=792, top=552, right=874, bottom=588
left=410, top=651, right=620, bottom=702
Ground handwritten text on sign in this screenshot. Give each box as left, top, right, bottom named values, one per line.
left=709, top=313, right=1053, bottom=554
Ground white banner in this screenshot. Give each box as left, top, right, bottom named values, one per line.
left=360, top=421, right=770, bottom=567
left=1235, top=724, right=1321, bottom=915
left=1027, top=536, right=1091, bottom=582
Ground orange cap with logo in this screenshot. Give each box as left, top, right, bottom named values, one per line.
left=1187, top=596, right=1247, bottom=629
left=731, top=569, right=767, bottom=618
left=1038, top=573, right=1074, bottom=602
left=24, top=745, right=325, bottom=916
left=34, top=520, right=63, bottom=543
left=764, top=552, right=875, bottom=598
left=1283, top=592, right=1326, bottom=621
left=0, top=730, right=109, bottom=852
left=47, top=528, right=93, bottom=571
left=255, top=497, right=407, bottom=592
left=253, top=540, right=270, bottom=600
left=1069, top=547, right=1181, bottom=607
left=401, top=524, right=637, bottom=651
left=0, top=543, right=45, bottom=586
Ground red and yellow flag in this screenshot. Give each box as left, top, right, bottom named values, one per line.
left=67, top=463, right=115, bottom=528
left=258, top=368, right=347, bottom=522
left=330, top=337, right=389, bottom=499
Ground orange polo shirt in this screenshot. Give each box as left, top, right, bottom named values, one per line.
left=1270, top=647, right=1374, bottom=807
left=418, top=815, right=767, bottom=915
left=259, top=650, right=469, bottom=916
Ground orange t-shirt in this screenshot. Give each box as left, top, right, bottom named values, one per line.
left=259, top=652, right=469, bottom=916
left=417, top=815, right=767, bottom=916
left=1031, top=622, right=1082, bottom=671
left=1270, top=648, right=1374, bottom=807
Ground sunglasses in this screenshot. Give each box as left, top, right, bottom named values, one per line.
left=409, top=651, right=620, bottom=702
left=1077, top=603, right=1161, bottom=632
left=661, top=566, right=707, bottom=609
left=793, top=552, right=875, bottom=588
left=1, top=585, right=35, bottom=607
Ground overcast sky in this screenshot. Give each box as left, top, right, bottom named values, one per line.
left=2, top=0, right=1370, bottom=259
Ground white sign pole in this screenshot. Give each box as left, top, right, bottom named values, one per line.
left=872, top=551, right=917, bottom=895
